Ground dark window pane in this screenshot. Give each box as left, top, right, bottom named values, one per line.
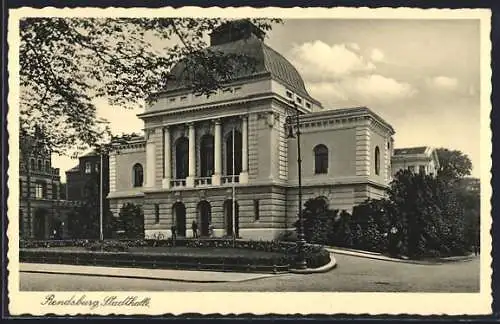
left=314, top=144, right=328, bottom=174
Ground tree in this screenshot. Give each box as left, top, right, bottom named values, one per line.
left=67, top=173, right=101, bottom=239
left=386, top=169, right=469, bottom=258
left=20, top=18, right=281, bottom=155
left=436, top=148, right=473, bottom=181
left=118, top=203, right=145, bottom=239
left=297, top=197, right=336, bottom=244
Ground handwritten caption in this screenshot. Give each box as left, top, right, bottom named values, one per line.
left=41, top=294, right=151, bottom=310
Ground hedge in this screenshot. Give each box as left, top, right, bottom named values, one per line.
left=20, top=238, right=331, bottom=271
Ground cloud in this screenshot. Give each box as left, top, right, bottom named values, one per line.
left=288, top=41, right=375, bottom=82
left=308, top=74, right=417, bottom=105
left=347, top=43, right=361, bottom=51
left=370, top=48, right=385, bottom=62
left=427, top=76, right=459, bottom=91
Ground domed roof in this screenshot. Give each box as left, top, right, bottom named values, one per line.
left=164, top=21, right=319, bottom=105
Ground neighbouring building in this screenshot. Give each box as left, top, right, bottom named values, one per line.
left=66, top=151, right=110, bottom=212
left=107, top=20, right=395, bottom=240
left=19, top=137, right=76, bottom=239
left=391, top=146, right=440, bottom=177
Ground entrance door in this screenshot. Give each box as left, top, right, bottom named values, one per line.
left=198, top=201, right=211, bottom=237
left=173, top=202, right=186, bottom=236
left=52, top=219, right=63, bottom=239
left=34, top=209, right=47, bottom=239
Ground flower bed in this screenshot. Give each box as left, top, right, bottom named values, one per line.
left=20, top=238, right=331, bottom=271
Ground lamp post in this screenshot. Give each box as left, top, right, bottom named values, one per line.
left=99, top=152, right=104, bottom=241
left=286, top=100, right=307, bottom=270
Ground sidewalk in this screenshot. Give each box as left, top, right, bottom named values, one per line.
left=20, top=263, right=284, bottom=283
left=325, top=247, right=476, bottom=265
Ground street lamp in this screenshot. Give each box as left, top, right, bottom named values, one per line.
left=99, top=152, right=104, bottom=241
left=286, top=100, right=307, bottom=270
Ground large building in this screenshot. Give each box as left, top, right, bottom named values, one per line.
left=391, top=146, right=440, bottom=176
left=107, top=20, right=395, bottom=240
left=19, top=137, right=75, bottom=239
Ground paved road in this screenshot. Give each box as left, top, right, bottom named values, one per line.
left=20, top=254, right=480, bottom=292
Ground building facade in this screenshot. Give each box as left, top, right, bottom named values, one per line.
left=19, top=138, right=75, bottom=239
left=107, top=20, right=395, bottom=240
left=66, top=151, right=110, bottom=214
left=391, top=146, right=440, bottom=176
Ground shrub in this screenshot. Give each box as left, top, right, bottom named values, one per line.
left=86, top=241, right=129, bottom=252
left=20, top=238, right=331, bottom=270
left=118, top=203, right=144, bottom=239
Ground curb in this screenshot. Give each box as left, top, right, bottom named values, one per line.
left=289, top=252, right=337, bottom=274
left=327, top=248, right=476, bottom=265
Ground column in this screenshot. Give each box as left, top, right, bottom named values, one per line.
left=162, top=126, right=171, bottom=189
left=212, top=119, right=222, bottom=185
left=186, top=123, right=196, bottom=187
left=240, top=115, right=249, bottom=183
left=146, top=141, right=156, bottom=188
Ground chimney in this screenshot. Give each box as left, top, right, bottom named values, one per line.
left=210, top=19, right=265, bottom=46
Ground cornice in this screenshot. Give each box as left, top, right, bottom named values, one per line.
left=139, top=92, right=276, bottom=119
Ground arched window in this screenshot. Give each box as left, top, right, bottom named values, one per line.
left=225, top=130, right=242, bottom=175
left=133, top=163, right=144, bottom=187
left=314, top=144, right=328, bottom=174
left=37, top=159, right=42, bottom=171
left=375, top=146, right=381, bottom=176
left=200, top=134, right=214, bottom=177
left=45, top=161, right=50, bottom=172
left=175, top=137, right=189, bottom=179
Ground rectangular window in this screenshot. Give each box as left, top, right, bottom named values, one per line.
left=234, top=86, right=242, bottom=92
left=169, top=97, right=176, bottom=102
left=222, top=88, right=233, bottom=93
left=52, top=183, right=58, bottom=200
left=154, top=204, right=160, bottom=224
left=306, top=102, right=311, bottom=109
left=180, top=96, right=188, bottom=101
left=296, top=97, right=302, bottom=104
left=85, top=162, right=91, bottom=174
left=419, top=165, right=426, bottom=174
left=35, top=183, right=44, bottom=199
left=95, top=162, right=100, bottom=172
left=286, top=91, right=293, bottom=98
left=253, top=200, right=260, bottom=221
left=408, top=165, right=415, bottom=173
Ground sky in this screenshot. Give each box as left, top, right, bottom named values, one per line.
left=52, top=18, right=482, bottom=182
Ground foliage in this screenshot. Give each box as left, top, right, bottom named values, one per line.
left=20, top=18, right=281, bottom=155
left=118, top=203, right=145, bottom=239
left=297, top=197, right=336, bottom=245
left=436, top=148, right=473, bottom=181
left=66, top=172, right=114, bottom=239
left=20, top=238, right=331, bottom=271
left=86, top=240, right=129, bottom=252
left=349, top=199, right=391, bottom=253
left=296, top=168, right=475, bottom=259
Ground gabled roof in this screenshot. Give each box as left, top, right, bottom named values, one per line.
left=394, top=146, right=429, bottom=155
left=66, top=164, right=80, bottom=173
